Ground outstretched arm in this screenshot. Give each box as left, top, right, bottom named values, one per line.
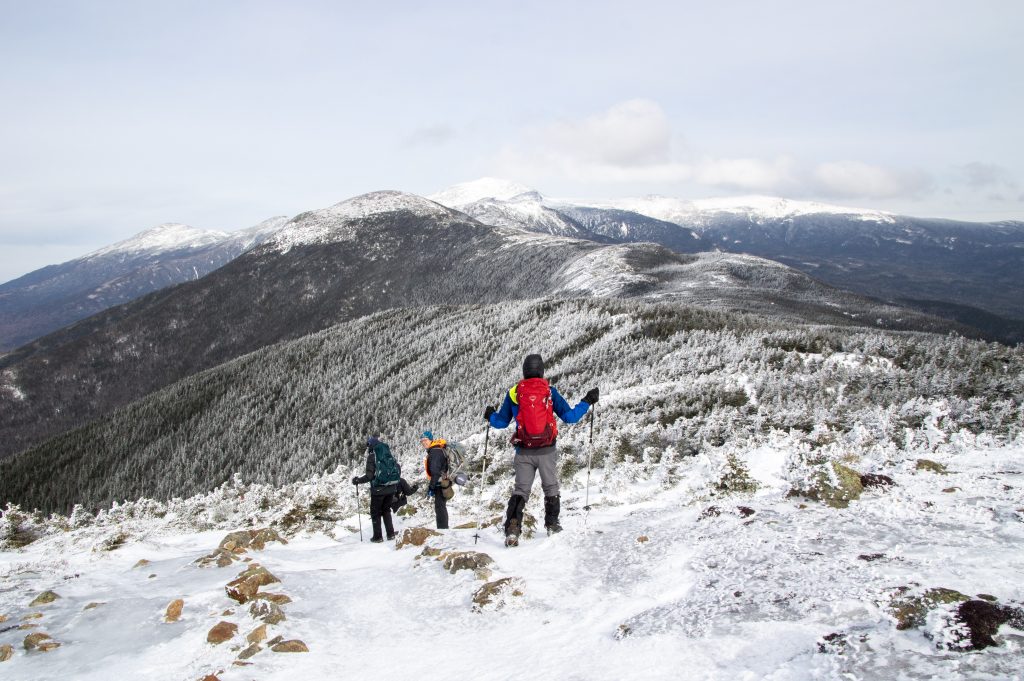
left=488, top=391, right=516, bottom=429
left=551, top=387, right=591, bottom=424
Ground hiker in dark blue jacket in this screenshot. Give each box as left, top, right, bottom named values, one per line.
left=484, top=354, right=598, bottom=545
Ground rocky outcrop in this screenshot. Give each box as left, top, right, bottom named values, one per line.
left=29, top=591, right=60, bottom=607
left=890, top=587, right=968, bottom=630
left=197, top=528, right=288, bottom=567
left=23, top=632, right=58, bottom=651
left=252, top=592, right=292, bottom=606
left=472, top=577, right=524, bottom=612
left=249, top=601, right=286, bottom=625
left=246, top=624, right=267, bottom=644
left=792, top=461, right=864, bottom=508
left=0, top=644, right=14, bottom=661
left=915, top=459, right=948, bottom=474
left=226, top=564, right=280, bottom=604
left=206, top=621, right=238, bottom=644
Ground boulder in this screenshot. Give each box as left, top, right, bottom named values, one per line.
left=915, top=459, right=948, bottom=474
left=945, top=600, right=1024, bottom=651
left=133, top=559, right=151, bottom=569
left=271, top=640, right=309, bottom=653
left=36, top=641, right=61, bottom=652
left=0, top=614, right=6, bottom=623
left=23, top=632, right=53, bottom=650
left=195, top=548, right=237, bottom=568
left=440, top=551, right=494, bottom=578
left=249, top=528, right=287, bottom=551
left=249, top=601, right=286, bottom=625
left=219, top=531, right=253, bottom=552
left=636, top=536, right=649, bottom=543
left=246, top=624, right=267, bottom=644
left=472, top=577, right=524, bottom=612
left=22, top=612, right=44, bottom=621
left=397, top=527, right=440, bottom=549
left=206, top=621, right=238, bottom=644
left=83, top=602, right=104, bottom=610
left=890, top=587, right=968, bottom=630
left=252, top=592, right=292, bottom=605
left=165, top=599, right=184, bottom=623
left=237, top=643, right=261, bottom=660
left=29, top=591, right=60, bottom=607
left=0, top=644, right=14, bottom=661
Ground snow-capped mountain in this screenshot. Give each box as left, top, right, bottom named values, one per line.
left=427, top=176, right=535, bottom=207
left=0, top=217, right=289, bottom=352
left=432, top=180, right=1024, bottom=343
left=0, top=190, right=961, bottom=464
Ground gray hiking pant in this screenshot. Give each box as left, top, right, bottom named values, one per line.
left=513, top=446, right=559, bottom=498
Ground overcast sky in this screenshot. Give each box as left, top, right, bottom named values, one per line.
left=1, top=0, right=1022, bottom=282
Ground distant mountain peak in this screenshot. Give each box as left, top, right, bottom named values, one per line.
left=87, top=223, right=230, bottom=259
left=429, top=177, right=538, bottom=207
left=593, top=195, right=897, bottom=224
left=270, top=191, right=457, bottom=252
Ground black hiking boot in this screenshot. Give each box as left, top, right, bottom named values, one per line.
left=370, top=537, right=384, bottom=543
left=386, top=532, right=397, bottom=541
left=505, top=519, right=521, bottom=547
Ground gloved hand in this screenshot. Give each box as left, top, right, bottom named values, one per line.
left=427, top=487, right=435, bottom=498
left=484, top=405, right=496, bottom=420
left=583, top=387, right=599, bottom=405
left=351, top=476, right=360, bottom=485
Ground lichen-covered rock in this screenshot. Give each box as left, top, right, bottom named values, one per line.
left=249, top=601, right=286, bottom=625
left=29, top=591, right=60, bottom=607
left=916, top=459, right=948, bottom=474
left=206, top=621, right=238, bottom=644
left=196, top=548, right=237, bottom=568
left=396, top=527, right=440, bottom=549
left=226, top=565, right=280, bottom=604
left=472, top=577, right=524, bottom=612
left=798, top=462, right=864, bottom=509
left=890, top=587, right=969, bottom=630
left=249, top=528, right=287, bottom=551
left=165, top=599, right=184, bottom=623
left=0, top=644, right=14, bottom=661
left=271, top=639, right=308, bottom=653
left=36, top=641, right=61, bottom=652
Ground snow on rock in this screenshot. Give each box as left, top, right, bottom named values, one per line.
left=86, top=224, right=230, bottom=259
left=429, top=177, right=536, bottom=207
left=269, top=191, right=457, bottom=253
left=586, top=195, right=897, bottom=225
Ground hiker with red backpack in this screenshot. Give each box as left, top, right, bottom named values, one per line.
left=484, top=354, right=598, bottom=546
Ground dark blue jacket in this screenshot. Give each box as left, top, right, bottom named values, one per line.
left=488, top=383, right=590, bottom=434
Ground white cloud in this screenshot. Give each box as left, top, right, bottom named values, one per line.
left=811, top=161, right=932, bottom=199
left=694, top=156, right=799, bottom=193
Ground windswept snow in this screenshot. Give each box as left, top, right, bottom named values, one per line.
left=586, top=195, right=897, bottom=225
left=429, top=177, right=537, bottom=207
left=86, top=224, right=230, bottom=259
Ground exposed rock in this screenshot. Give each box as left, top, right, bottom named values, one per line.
left=200, top=676, right=221, bottom=681
left=249, top=601, right=286, bottom=625
left=249, top=528, right=287, bottom=551
left=36, top=641, right=61, bottom=652
left=22, top=612, right=44, bottom=621
left=196, top=548, right=238, bottom=568
left=699, top=506, right=721, bottom=520
left=942, top=487, right=961, bottom=493
left=397, top=527, right=440, bottom=549
left=736, top=506, right=756, bottom=518
left=915, top=459, right=948, bottom=474
left=890, top=587, right=969, bottom=630
left=636, top=536, right=649, bottom=543
left=206, top=621, right=238, bottom=645
left=0, top=644, right=14, bottom=661
left=454, top=521, right=478, bottom=529
left=977, top=593, right=998, bottom=602
left=859, top=473, right=895, bottom=488
left=796, top=461, right=864, bottom=509
left=397, top=505, right=418, bottom=517
left=441, top=551, right=494, bottom=577
left=237, top=643, right=262, bottom=660
left=858, top=553, right=885, bottom=562
left=29, top=591, right=60, bottom=606
left=271, top=639, right=309, bottom=653
left=472, top=577, right=525, bottom=612
left=221, top=609, right=234, bottom=616
left=83, top=602, right=104, bottom=610
left=817, top=632, right=848, bottom=654
left=233, top=661, right=252, bottom=667
left=226, top=565, right=281, bottom=604
left=417, top=547, right=442, bottom=559
left=246, top=624, right=267, bottom=644
left=219, top=531, right=253, bottom=552
left=23, top=632, right=53, bottom=650
left=165, top=599, right=184, bottom=622
left=0, top=614, right=6, bottom=623
left=133, top=559, right=151, bottom=568
left=266, top=635, right=284, bottom=646
left=946, top=600, right=1016, bottom=651
left=252, top=592, right=292, bottom=605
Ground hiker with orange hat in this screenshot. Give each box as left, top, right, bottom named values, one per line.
left=420, top=430, right=451, bottom=530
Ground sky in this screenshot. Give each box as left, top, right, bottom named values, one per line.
left=1, top=0, right=1022, bottom=283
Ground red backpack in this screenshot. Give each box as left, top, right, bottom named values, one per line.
left=512, top=378, right=558, bottom=448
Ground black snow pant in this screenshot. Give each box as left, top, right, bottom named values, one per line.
left=370, top=492, right=396, bottom=541
left=433, top=488, right=449, bottom=529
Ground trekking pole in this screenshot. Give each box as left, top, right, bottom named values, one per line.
left=354, top=483, right=363, bottom=542
left=584, top=405, right=596, bottom=512
left=474, top=424, right=491, bottom=545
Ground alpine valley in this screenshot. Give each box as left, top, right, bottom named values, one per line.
left=1, top=183, right=1022, bottom=681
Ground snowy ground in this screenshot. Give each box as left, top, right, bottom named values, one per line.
left=2, top=445, right=1023, bottom=681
